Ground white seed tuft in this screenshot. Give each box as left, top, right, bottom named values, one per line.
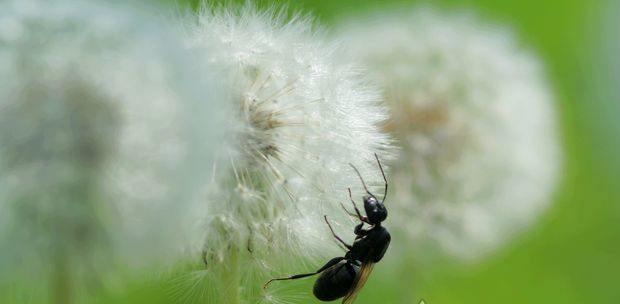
left=181, top=4, right=394, bottom=302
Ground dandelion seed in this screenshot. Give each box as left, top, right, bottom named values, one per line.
left=0, top=0, right=227, bottom=300
left=180, top=4, right=394, bottom=303
left=335, top=8, right=561, bottom=260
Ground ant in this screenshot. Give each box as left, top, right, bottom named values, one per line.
left=264, top=153, right=390, bottom=303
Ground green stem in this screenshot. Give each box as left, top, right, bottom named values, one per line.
left=51, top=251, right=71, bottom=304
left=220, top=247, right=241, bottom=304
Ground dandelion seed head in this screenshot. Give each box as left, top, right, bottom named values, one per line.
left=0, top=0, right=227, bottom=279
left=336, top=8, right=561, bottom=260
left=181, top=4, right=394, bottom=302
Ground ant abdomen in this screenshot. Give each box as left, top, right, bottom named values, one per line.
left=313, top=261, right=360, bottom=301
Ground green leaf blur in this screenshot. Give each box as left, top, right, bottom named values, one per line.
left=5, top=0, right=617, bottom=303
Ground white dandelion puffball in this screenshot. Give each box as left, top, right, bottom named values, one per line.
left=0, top=0, right=227, bottom=279
left=182, top=5, right=393, bottom=302
left=336, top=8, right=561, bottom=259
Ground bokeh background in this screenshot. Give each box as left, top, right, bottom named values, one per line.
left=163, top=0, right=620, bottom=303
left=3, top=0, right=619, bottom=303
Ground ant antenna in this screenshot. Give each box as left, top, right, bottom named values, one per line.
left=374, top=153, right=388, bottom=204
left=349, top=163, right=371, bottom=196
left=349, top=154, right=388, bottom=202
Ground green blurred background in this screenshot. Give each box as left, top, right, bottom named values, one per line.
left=170, top=1, right=618, bottom=303
left=7, top=0, right=617, bottom=303
left=163, top=0, right=618, bottom=303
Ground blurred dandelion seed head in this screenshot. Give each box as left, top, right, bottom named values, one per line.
left=0, top=0, right=227, bottom=281
left=336, top=8, right=561, bottom=259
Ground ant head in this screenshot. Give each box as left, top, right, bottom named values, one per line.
left=363, top=195, right=387, bottom=224
left=350, top=153, right=389, bottom=225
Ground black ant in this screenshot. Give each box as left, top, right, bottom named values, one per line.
left=264, top=154, right=390, bottom=303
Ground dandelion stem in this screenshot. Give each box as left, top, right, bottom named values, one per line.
left=220, top=246, right=241, bottom=304
left=51, top=250, right=72, bottom=304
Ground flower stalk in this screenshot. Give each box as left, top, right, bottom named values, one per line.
left=221, top=247, right=241, bottom=304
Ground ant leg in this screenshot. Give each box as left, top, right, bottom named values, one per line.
left=334, top=238, right=348, bottom=252
left=324, top=216, right=352, bottom=249
left=263, top=257, right=345, bottom=288
left=354, top=223, right=369, bottom=238
left=348, top=188, right=369, bottom=224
